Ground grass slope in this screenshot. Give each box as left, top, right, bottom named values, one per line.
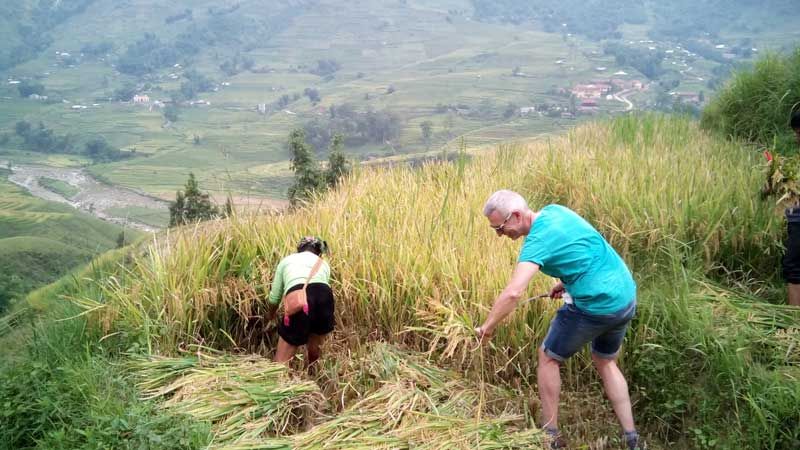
left=0, top=168, right=138, bottom=310
left=3, top=115, right=796, bottom=449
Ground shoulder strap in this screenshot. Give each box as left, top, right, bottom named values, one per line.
left=302, top=256, right=324, bottom=291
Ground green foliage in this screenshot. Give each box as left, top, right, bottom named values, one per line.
left=14, top=121, right=74, bottom=154
left=80, top=40, right=114, bottom=58
left=603, top=42, right=665, bottom=80
left=117, top=33, right=187, bottom=76
left=420, top=120, right=433, bottom=143
left=17, top=80, right=45, bottom=98
left=287, top=129, right=324, bottom=204
left=289, top=131, right=350, bottom=203
left=303, top=87, right=321, bottom=104
left=112, top=82, right=137, bottom=102
left=84, top=137, right=131, bottom=163
left=177, top=69, right=214, bottom=101
left=168, top=173, right=219, bottom=227
left=0, top=0, right=93, bottom=70
left=304, top=104, right=402, bottom=151
left=0, top=274, right=22, bottom=314
left=701, top=48, right=800, bottom=153
left=0, top=309, right=211, bottom=449
left=310, top=59, right=341, bottom=77
left=12, top=121, right=130, bottom=162
left=163, top=104, right=180, bottom=123
left=38, top=177, right=79, bottom=198
left=326, top=134, right=350, bottom=188
left=0, top=172, right=134, bottom=308
left=219, top=52, right=254, bottom=76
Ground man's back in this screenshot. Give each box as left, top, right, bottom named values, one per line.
left=519, top=205, right=636, bottom=314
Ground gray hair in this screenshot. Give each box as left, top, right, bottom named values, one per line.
left=483, top=190, right=529, bottom=217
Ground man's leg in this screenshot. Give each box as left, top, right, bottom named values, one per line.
left=537, top=346, right=562, bottom=430
left=592, top=353, right=635, bottom=432
left=273, top=337, right=298, bottom=364
left=788, top=283, right=800, bottom=306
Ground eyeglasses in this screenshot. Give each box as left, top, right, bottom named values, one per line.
left=490, top=212, right=513, bottom=233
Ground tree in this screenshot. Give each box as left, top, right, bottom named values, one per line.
left=164, top=105, right=179, bottom=123
left=304, top=87, right=321, bottom=104
left=18, top=80, right=45, bottom=98
left=169, top=173, right=219, bottom=227
left=116, top=231, right=126, bottom=248
left=420, top=120, right=433, bottom=145
left=503, top=102, right=518, bottom=119
left=113, top=82, right=137, bottom=101
left=287, top=129, right=323, bottom=204
left=325, top=134, right=350, bottom=188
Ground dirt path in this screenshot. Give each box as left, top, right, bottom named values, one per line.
left=2, top=160, right=168, bottom=232
left=613, top=88, right=635, bottom=111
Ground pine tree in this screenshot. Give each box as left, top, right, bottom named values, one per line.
left=169, top=173, right=219, bottom=227
left=325, top=134, right=350, bottom=188
left=287, top=129, right=323, bottom=204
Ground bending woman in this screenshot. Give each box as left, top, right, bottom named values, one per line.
left=268, top=236, right=334, bottom=370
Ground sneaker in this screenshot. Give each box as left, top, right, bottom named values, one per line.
left=544, top=429, right=567, bottom=449
left=624, top=431, right=646, bottom=450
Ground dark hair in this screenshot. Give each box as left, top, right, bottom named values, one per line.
left=792, top=109, right=800, bottom=130
left=297, top=236, right=328, bottom=256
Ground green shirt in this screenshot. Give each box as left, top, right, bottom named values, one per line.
left=518, top=205, right=636, bottom=314
left=268, top=251, right=331, bottom=305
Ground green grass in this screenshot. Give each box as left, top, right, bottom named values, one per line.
left=105, top=206, right=170, bottom=228
left=38, top=177, right=79, bottom=198
left=702, top=48, right=800, bottom=152
left=0, top=170, right=139, bottom=312
left=0, top=305, right=212, bottom=450
left=29, top=115, right=795, bottom=449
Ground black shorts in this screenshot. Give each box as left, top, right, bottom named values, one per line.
left=277, top=283, right=335, bottom=346
left=783, top=220, right=800, bottom=284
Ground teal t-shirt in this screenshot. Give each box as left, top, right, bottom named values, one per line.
left=518, top=204, right=636, bottom=314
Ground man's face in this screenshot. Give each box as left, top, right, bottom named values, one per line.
left=487, top=210, right=523, bottom=240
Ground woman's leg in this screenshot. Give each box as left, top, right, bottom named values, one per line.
left=274, top=336, right=298, bottom=364
left=305, top=333, right=327, bottom=374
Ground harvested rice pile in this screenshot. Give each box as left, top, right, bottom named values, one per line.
left=129, top=344, right=545, bottom=449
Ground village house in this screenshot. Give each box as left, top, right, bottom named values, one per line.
left=672, top=92, right=702, bottom=104
left=519, top=106, right=536, bottom=116
left=571, top=83, right=611, bottom=99
left=133, top=94, right=150, bottom=104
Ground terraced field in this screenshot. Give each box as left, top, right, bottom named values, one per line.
left=0, top=168, right=136, bottom=307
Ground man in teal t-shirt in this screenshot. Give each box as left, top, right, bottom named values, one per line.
left=475, top=190, right=641, bottom=450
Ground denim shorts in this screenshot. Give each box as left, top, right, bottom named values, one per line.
left=542, top=300, right=636, bottom=362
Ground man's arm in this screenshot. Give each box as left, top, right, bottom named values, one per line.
left=477, top=261, right=540, bottom=337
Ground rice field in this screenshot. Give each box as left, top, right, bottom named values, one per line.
left=54, top=115, right=799, bottom=449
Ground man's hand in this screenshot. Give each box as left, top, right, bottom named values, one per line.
left=474, top=324, right=494, bottom=341
left=549, top=281, right=565, bottom=299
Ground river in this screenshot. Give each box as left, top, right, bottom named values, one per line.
left=2, top=160, right=168, bottom=232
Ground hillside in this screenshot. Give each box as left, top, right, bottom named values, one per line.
left=0, top=167, right=138, bottom=313
left=2, top=115, right=798, bottom=449
left=1, top=0, right=797, bottom=215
